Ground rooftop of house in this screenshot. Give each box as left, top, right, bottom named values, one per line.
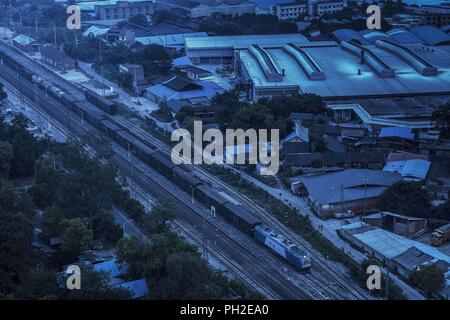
left=299, top=169, right=401, bottom=205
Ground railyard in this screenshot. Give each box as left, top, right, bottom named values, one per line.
left=0, top=38, right=370, bottom=300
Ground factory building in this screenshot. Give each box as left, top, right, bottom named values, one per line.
left=340, top=222, right=450, bottom=299
left=271, top=0, right=346, bottom=21
left=155, top=0, right=255, bottom=18
left=184, top=27, right=450, bottom=102
left=292, top=169, right=401, bottom=217
left=95, top=0, right=155, bottom=20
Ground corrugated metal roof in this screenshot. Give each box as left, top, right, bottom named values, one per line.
left=12, top=34, right=36, bottom=46
left=383, top=159, right=431, bottom=180
left=82, top=25, right=110, bottom=37
left=136, top=32, right=208, bottom=47
left=379, top=127, right=414, bottom=140
left=113, top=279, right=148, bottom=299
left=146, top=80, right=224, bottom=101
left=342, top=222, right=450, bottom=265
left=332, top=29, right=370, bottom=45
left=360, top=30, right=392, bottom=44
left=409, top=25, right=450, bottom=46
left=301, top=169, right=401, bottom=205
left=386, top=28, right=423, bottom=44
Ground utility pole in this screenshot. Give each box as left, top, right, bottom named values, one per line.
left=385, top=269, right=390, bottom=300
left=35, top=18, right=38, bottom=41
left=19, top=10, right=22, bottom=32
left=361, top=172, right=368, bottom=227
left=53, top=23, right=57, bottom=46
left=202, top=209, right=209, bottom=264
left=16, top=66, right=24, bottom=110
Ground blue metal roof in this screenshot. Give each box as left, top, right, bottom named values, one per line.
left=386, top=28, right=423, bottom=44
left=147, top=80, right=224, bottom=102
left=379, top=127, right=414, bottom=140
left=383, top=159, right=431, bottom=181
left=332, top=29, right=370, bottom=45
left=114, top=279, right=148, bottom=299
left=93, top=259, right=127, bottom=285
left=360, top=30, right=392, bottom=44
left=409, top=26, right=450, bottom=46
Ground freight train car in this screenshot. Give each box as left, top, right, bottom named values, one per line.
left=171, top=167, right=203, bottom=194
left=100, top=119, right=124, bottom=141
left=148, top=152, right=175, bottom=179
left=195, top=185, right=229, bottom=217
left=73, top=100, right=107, bottom=127
left=223, top=202, right=261, bottom=236
left=254, top=225, right=311, bottom=272
left=84, top=89, right=116, bottom=114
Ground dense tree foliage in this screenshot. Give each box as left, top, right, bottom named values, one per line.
left=0, top=209, right=34, bottom=295
left=0, top=115, right=48, bottom=178
left=178, top=91, right=326, bottom=138
left=117, top=203, right=261, bottom=300
left=200, top=13, right=297, bottom=35
left=410, top=264, right=445, bottom=295
left=380, top=181, right=432, bottom=218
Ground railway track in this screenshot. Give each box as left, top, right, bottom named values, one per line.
left=0, top=68, right=312, bottom=300
left=110, top=115, right=367, bottom=300
left=0, top=41, right=369, bottom=300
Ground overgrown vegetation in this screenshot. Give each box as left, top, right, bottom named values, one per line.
left=380, top=181, right=432, bottom=218
left=116, top=202, right=262, bottom=300
left=410, top=264, right=445, bottom=296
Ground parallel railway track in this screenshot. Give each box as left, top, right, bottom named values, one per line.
left=0, top=65, right=311, bottom=300
left=0, top=41, right=369, bottom=300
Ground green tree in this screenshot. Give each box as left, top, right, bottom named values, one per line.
left=143, top=201, right=177, bottom=234
left=152, top=252, right=226, bottom=299
left=0, top=141, right=13, bottom=178
left=410, top=264, right=445, bottom=295
left=60, top=218, right=92, bottom=258
left=0, top=209, right=34, bottom=295
left=380, top=181, right=432, bottom=217
left=17, top=265, right=59, bottom=299
left=41, top=204, right=65, bottom=241
left=28, top=158, right=62, bottom=209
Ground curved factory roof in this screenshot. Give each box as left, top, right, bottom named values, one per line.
left=333, top=29, right=370, bottom=45
left=409, top=25, right=450, bottom=46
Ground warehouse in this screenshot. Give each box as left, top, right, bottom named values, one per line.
left=184, top=32, right=450, bottom=101
left=294, top=169, right=401, bottom=217
left=340, top=222, right=450, bottom=299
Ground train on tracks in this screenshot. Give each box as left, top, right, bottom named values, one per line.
left=0, top=46, right=311, bottom=272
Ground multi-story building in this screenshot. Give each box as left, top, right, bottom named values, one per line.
left=155, top=0, right=255, bottom=19
left=271, top=0, right=345, bottom=21
left=95, top=0, right=155, bottom=20
left=405, top=4, right=450, bottom=28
